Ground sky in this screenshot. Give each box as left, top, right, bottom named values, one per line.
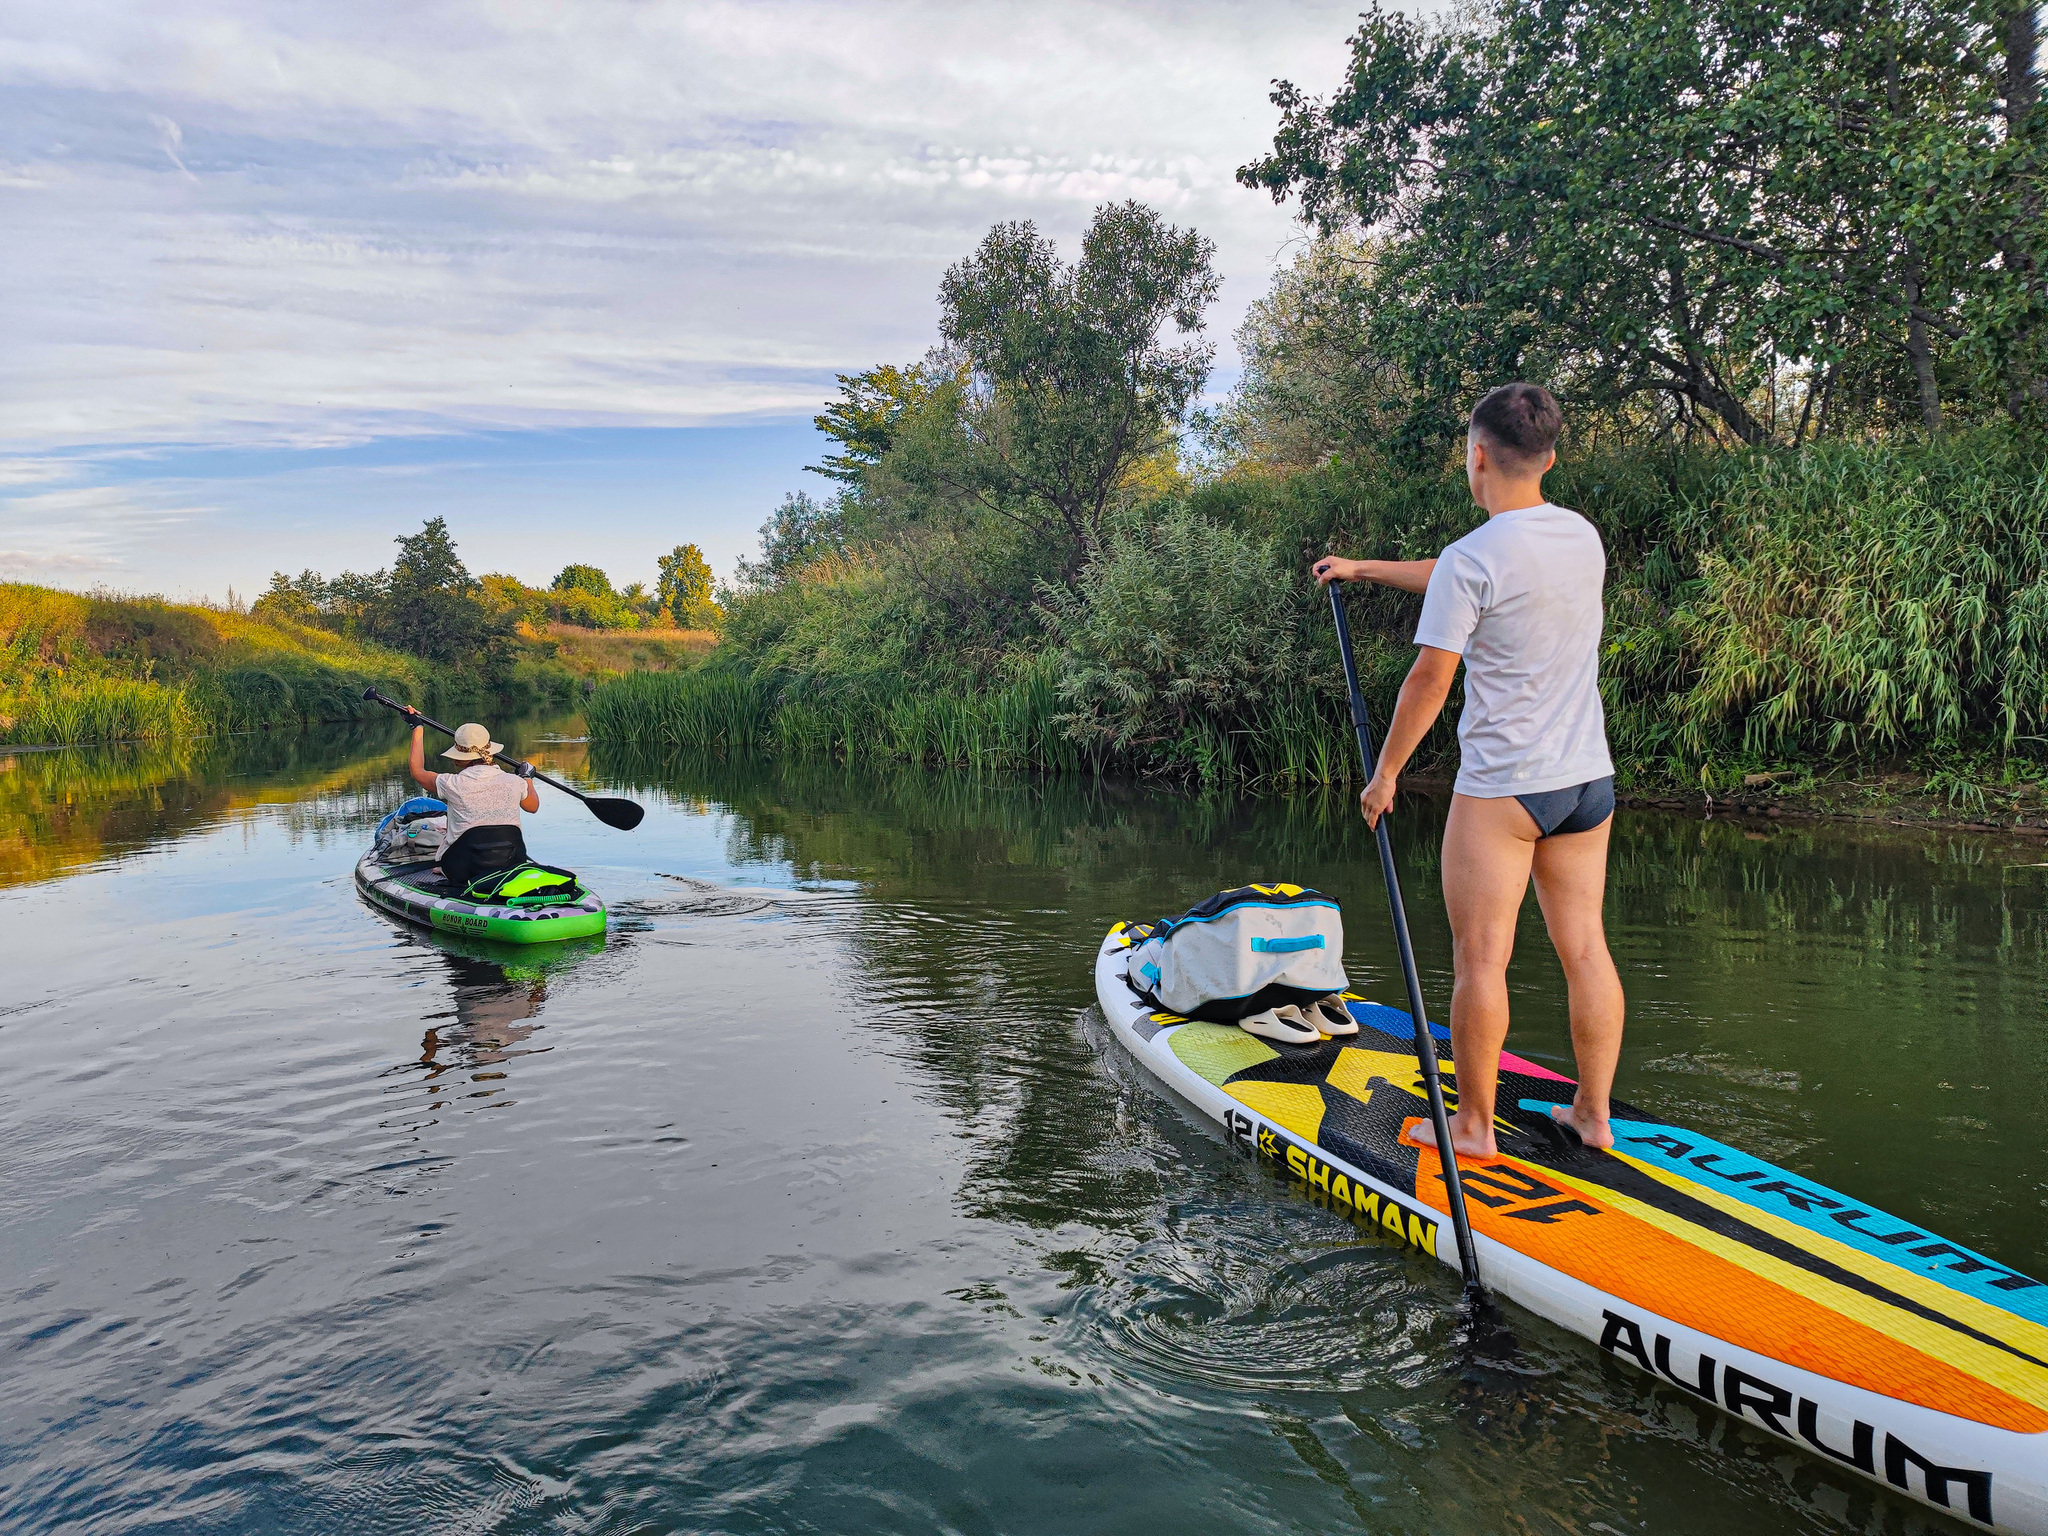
left=0, top=1, right=1367, bottom=600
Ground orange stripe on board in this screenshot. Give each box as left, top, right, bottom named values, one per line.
left=1402, top=1121, right=2048, bottom=1433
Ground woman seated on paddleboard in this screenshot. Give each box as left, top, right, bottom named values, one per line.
left=406, top=720, right=539, bottom=889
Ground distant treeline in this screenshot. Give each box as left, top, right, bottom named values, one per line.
left=253, top=522, right=721, bottom=655
left=590, top=0, right=2046, bottom=811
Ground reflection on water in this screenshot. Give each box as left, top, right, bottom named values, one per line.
left=0, top=722, right=2040, bottom=1536
left=0, top=726, right=404, bottom=888
left=406, top=941, right=604, bottom=1098
left=598, top=741, right=2048, bottom=1268
left=0, top=714, right=603, bottom=888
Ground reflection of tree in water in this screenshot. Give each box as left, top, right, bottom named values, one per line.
left=590, top=742, right=2048, bottom=1240
left=3, top=710, right=592, bottom=890
left=582, top=743, right=2048, bottom=1524
left=589, top=744, right=1413, bottom=1241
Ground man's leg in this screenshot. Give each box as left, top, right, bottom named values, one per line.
left=1409, top=792, right=1538, bottom=1158
left=1529, top=817, right=1624, bottom=1149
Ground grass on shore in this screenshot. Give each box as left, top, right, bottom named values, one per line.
left=583, top=655, right=1366, bottom=784
left=536, top=623, right=717, bottom=682
left=0, top=583, right=427, bottom=744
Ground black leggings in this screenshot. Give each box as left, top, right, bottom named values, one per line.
left=440, top=824, right=527, bottom=890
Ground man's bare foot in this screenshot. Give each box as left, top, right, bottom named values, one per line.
left=1548, top=1102, right=1615, bottom=1150
left=1405, top=1115, right=1498, bottom=1159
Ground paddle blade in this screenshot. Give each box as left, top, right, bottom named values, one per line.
left=586, top=796, right=645, bottom=831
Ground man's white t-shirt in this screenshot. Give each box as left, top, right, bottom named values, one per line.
left=1412, top=502, right=1613, bottom=798
left=435, top=763, right=527, bottom=843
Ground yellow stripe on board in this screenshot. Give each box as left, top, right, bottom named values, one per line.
left=1527, top=1156, right=2048, bottom=1413
left=1325, top=1048, right=1432, bottom=1106
left=1610, top=1149, right=2048, bottom=1370
left=1226, top=1081, right=1325, bottom=1144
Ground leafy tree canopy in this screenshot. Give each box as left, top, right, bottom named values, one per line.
left=655, top=544, right=712, bottom=610
left=933, top=200, right=1221, bottom=573
left=810, top=365, right=953, bottom=485
left=1200, top=235, right=1410, bottom=471
left=551, top=563, right=616, bottom=597
left=734, top=493, right=847, bottom=592
left=656, top=543, right=722, bottom=629
left=1240, top=0, right=2044, bottom=449
left=389, top=517, right=474, bottom=596
left=251, top=569, right=326, bottom=626
left=376, top=519, right=496, bottom=662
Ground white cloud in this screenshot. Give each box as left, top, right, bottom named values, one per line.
left=149, top=113, right=197, bottom=180
left=0, top=482, right=212, bottom=582
left=0, top=0, right=1362, bottom=451
left=0, top=459, right=83, bottom=487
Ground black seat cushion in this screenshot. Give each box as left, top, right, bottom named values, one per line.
left=440, top=824, right=527, bottom=891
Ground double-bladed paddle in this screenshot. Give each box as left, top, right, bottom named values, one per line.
left=1325, top=581, right=1493, bottom=1319
left=363, top=687, right=645, bottom=831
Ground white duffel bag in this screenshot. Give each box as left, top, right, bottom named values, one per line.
left=1125, top=883, right=1357, bottom=1045
left=376, top=798, right=449, bottom=862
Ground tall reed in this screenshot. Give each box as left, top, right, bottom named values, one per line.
left=3, top=677, right=197, bottom=745
left=1670, top=438, right=2048, bottom=756
left=584, top=669, right=777, bottom=751
left=587, top=654, right=1085, bottom=774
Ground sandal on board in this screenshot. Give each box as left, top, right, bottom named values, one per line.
left=1307, top=995, right=1359, bottom=1036
left=1239, top=1006, right=1322, bottom=1046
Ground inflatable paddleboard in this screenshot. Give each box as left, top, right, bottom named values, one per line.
left=1096, top=925, right=2048, bottom=1532
left=355, top=850, right=606, bottom=946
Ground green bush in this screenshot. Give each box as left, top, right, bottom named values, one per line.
left=1041, top=505, right=1336, bottom=780
left=1669, top=435, right=2048, bottom=757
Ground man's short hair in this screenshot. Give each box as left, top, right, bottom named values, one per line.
left=1469, top=383, right=1562, bottom=471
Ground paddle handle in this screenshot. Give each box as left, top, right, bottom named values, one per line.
left=361, top=687, right=588, bottom=805
left=1326, top=583, right=1488, bottom=1304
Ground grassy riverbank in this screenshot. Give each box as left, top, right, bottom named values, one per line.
left=0, top=582, right=718, bottom=747
left=588, top=431, right=2048, bottom=826
left=535, top=623, right=716, bottom=683
left=0, top=584, right=435, bottom=745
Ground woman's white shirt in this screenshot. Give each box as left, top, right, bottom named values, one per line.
left=435, top=764, right=527, bottom=842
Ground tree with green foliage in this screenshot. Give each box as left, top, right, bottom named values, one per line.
left=929, top=200, right=1220, bottom=576
left=1201, top=236, right=1410, bottom=471
left=478, top=572, right=547, bottom=627
left=1240, top=0, right=2044, bottom=449
left=619, top=581, right=660, bottom=623
left=323, top=570, right=385, bottom=626
left=656, top=543, right=721, bottom=629
left=733, top=493, right=847, bottom=591
left=809, top=365, right=953, bottom=485
left=251, top=570, right=326, bottom=627
left=551, top=564, right=615, bottom=598
left=756, top=202, right=1222, bottom=668
left=363, top=518, right=499, bottom=663
left=543, top=563, right=640, bottom=629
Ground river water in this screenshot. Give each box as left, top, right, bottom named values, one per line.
left=3, top=717, right=2043, bottom=1535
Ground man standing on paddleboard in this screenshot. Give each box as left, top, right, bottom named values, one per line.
left=1312, top=382, right=1622, bottom=1156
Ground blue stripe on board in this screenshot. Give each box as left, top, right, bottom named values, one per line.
left=1350, top=1001, right=1451, bottom=1043
left=1583, top=1111, right=2048, bottom=1326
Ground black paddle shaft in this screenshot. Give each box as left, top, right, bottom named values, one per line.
left=362, top=687, right=644, bottom=831
left=1326, top=582, right=1488, bottom=1306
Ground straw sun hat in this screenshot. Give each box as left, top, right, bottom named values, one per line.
left=442, top=722, right=504, bottom=761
